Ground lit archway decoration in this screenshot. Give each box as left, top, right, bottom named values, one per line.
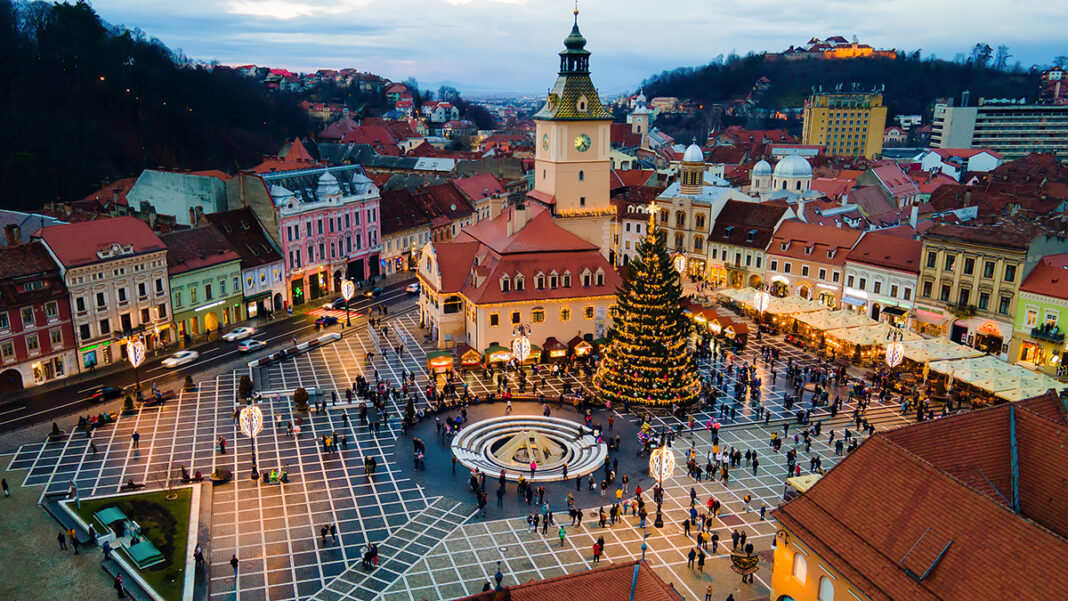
left=754, top=290, right=771, bottom=313
left=512, top=335, right=531, bottom=363
left=341, top=279, right=355, bottom=302
left=239, top=404, right=264, bottom=438
left=126, top=340, right=146, bottom=369
left=885, top=341, right=904, bottom=369
left=649, top=445, right=675, bottom=482
left=672, top=254, right=687, bottom=274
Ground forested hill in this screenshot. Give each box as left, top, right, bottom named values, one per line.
left=0, top=0, right=309, bottom=211
left=641, top=52, right=1040, bottom=117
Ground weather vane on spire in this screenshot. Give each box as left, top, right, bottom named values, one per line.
left=574, top=0, right=579, bottom=23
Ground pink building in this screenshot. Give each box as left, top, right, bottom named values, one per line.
left=228, top=165, right=381, bottom=307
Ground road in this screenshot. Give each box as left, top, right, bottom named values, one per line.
left=0, top=280, right=418, bottom=434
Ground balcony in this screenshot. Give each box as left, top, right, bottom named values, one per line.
left=950, top=304, right=976, bottom=319
left=1030, top=324, right=1065, bottom=343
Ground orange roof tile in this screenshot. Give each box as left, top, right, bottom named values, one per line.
left=457, top=561, right=682, bottom=601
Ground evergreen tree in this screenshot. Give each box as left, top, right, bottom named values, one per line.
left=594, top=213, right=699, bottom=407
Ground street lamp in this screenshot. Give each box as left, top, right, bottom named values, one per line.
left=127, top=340, right=146, bottom=400
left=649, top=444, right=674, bottom=528
left=341, top=278, right=355, bottom=326
left=754, top=287, right=770, bottom=333
left=239, top=402, right=264, bottom=480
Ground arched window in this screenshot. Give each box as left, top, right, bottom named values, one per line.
left=796, top=180, right=802, bottom=191
left=675, top=211, right=686, bottom=228
left=674, top=232, right=684, bottom=251
left=443, top=296, right=462, bottom=314
left=792, top=554, right=807, bottom=584
left=695, top=214, right=705, bottom=230
left=694, top=236, right=704, bottom=251
left=579, top=170, right=584, bottom=181
left=818, top=576, right=834, bottom=601
left=782, top=180, right=788, bottom=190
left=659, top=209, right=668, bottom=223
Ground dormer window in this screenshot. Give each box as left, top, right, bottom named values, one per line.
left=780, top=242, right=788, bottom=251
left=804, top=246, right=814, bottom=255
left=500, top=275, right=511, bottom=292
left=582, top=269, right=592, bottom=287
left=562, top=272, right=571, bottom=287
left=595, top=269, right=605, bottom=286
left=827, top=249, right=836, bottom=259
left=536, top=275, right=545, bottom=290
left=550, top=274, right=558, bottom=288
left=577, top=95, right=588, bottom=112
left=746, top=229, right=757, bottom=242
left=514, top=274, right=524, bottom=291
left=724, top=225, right=734, bottom=239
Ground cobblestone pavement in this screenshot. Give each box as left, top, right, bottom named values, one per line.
left=5, top=304, right=920, bottom=601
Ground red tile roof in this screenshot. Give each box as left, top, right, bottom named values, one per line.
left=709, top=200, right=791, bottom=250
left=846, top=231, right=921, bottom=274
left=810, top=177, right=854, bottom=202
left=453, top=174, right=505, bottom=203
left=610, top=169, right=655, bottom=189
left=767, top=221, right=863, bottom=266
left=456, top=561, right=683, bottom=601
left=869, top=163, right=920, bottom=199
left=281, top=138, right=315, bottom=162
left=202, top=208, right=283, bottom=269
left=341, top=125, right=398, bottom=147
left=75, top=177, right=137, bottom=209
left=1020, top=253, right=1068, bottom=299
left=161, top=226, right=242, bottom=275
left=36, top=216, right=166, bottom=267
left=610, top=123, right=643, bottom=148
left=933, top=148, right=1003, bottom=160
left=926, top=222, right=1036, bottom=250
left=774, top=394, right=1068, bottom=601
left=0, top=241, right=62, bottom=281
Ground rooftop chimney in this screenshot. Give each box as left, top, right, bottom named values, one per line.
left=909, top=204, right=919, bottom=229
left=4, top=224, right=20, bottom=246
left=507, top=202, right=528, bottom=237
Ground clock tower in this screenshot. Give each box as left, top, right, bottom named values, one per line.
left=530, top=9, right=613, bottom=257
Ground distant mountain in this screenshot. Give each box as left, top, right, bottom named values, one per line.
left=641, top=52, right=1040, bottom=119
left=0, top=0, right=309, bottom=210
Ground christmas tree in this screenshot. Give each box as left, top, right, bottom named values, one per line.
left=594, top=209, right=699, bottom=407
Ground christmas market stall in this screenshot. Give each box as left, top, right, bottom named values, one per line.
left=542, top=337, right=568, bottom=364
left=453, top=343, right=483, bottom=370
left=484, top=344, right=512, bottom=366
left=426, top=350, right=454, bottom=375
left=569, top=336, right=593, bottom=361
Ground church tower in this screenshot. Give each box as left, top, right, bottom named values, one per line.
left=529, top=8, right=614, bottom=257
left=630, top=89, right=650, bottom=139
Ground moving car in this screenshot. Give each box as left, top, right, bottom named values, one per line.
left=405, top=282, right=420, bottom=294
left=315, top=315, right=339, bottom=326
left=222, top=326, right=256, bottom=342
left=364, top=287, right=382, bottom=298
left=162, top=350, right=199, bottom=368
left=238, top=339, right=266, bottom=353
left=322, top=298, right=347, bottom=310
left=88, top=385, right=123, bottom=403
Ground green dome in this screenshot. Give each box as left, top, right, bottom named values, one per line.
left=563, top=23, right=587, bottom=51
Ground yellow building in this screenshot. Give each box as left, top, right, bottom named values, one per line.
left=529, top=11, right=615, bottom=259
left=801, top=91, right=887, bottom=158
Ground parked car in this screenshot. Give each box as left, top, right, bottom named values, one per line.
left=238, top=339, right=267, bottom=353
left=222, top=326, right=256, bottom=342
left=405, top=282, right=420, bottom=294
left=364, top=287, right=383, bottom=298
left=88, top=385, right=123, bottom=403
left=322, top=298, right=347, bottom=310
left=162, top=350, right=199, bottom=368
left=315, top=315, right=339, bottom=326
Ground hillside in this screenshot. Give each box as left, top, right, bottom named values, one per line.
left=642, top=52, right=1039, bottom=122
left=0, top=0, right=309, bottom=211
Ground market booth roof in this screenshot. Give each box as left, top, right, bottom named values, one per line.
left=796, top=309, right=877, bottom=332
left=824, top=323, right=920, bottom=347
left=900, top=337, right=984, bottom=363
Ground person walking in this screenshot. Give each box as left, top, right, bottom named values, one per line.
left=592, top=541, right=601, bottom=564
left=230, top=555, right=239, bottom=578
left=57, top=531, right=67, bottom=551
left=687, top=547, right=697, bottom=569
left=558, top=525, right=566, bottom=547
left=697, top=548, right=706, bottom=571
left=330, top=524, right=338, bottom=544
left=113, top=575, right=126, bottom=598
left=2, top=478, right=8, bottom=497
left=131, top=431, right=140, bottom=449
left=705, top=583, right=713, bottom=601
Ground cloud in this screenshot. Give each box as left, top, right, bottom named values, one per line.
left=85, top=0, right=1064, bottom=94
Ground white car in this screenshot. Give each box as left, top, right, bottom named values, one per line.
left=162, top=350, right=199, bottom=368
left=222, top=326, right=256, bottom=342
left=406, top=282, right=420, bottom=294
left=238, top=339, right=266, bottom=353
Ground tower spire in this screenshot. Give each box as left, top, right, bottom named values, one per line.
left=574, top=0, right=579, bottom=24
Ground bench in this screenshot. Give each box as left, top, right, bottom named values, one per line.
left=141, top=390, right=176, bottom=407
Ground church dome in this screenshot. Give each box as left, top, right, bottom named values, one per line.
left=753, top=159, right=772, bottom=175
left=773, top=154, right=812, bottom=178
left=636, top=88, right=647, bottom=103
left=683, top=143, right=704, bottom=163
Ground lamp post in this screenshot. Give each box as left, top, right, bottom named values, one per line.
left=649, top=444, right=674, bottom=528
left=341, top=278, right=355, bottom=326
left=127, top=339, right=146, bottom=401
left=239, top=402, right=264, bottom=480
left=754, top=287, right=770, bottom=334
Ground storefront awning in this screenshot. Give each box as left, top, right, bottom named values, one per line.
left=841, top=295, right=866, bottom=307
left=244, top=291, right=272, bottom=303
left=881, top=306, right=907, bottom=317
left=913, top=309, right=950, bottom=326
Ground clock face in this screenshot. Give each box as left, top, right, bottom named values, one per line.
left=574, top=134, right=592, bottom=152
left=542, top=133, right=549, bottom=151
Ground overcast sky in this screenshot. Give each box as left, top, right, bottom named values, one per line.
left=87, top=0, right=1066, bottom=95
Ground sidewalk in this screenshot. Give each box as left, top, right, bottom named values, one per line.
left=0, top=463, right=114, bottom=601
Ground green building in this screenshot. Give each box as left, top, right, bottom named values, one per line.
left=162, top=227, right=244, bottom=343
left=1009, top=253, right=1068, bottom=379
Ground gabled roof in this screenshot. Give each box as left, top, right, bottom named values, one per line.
left=456, top=204, right=597, bottom=255
left=75, top=177, right=138, bottom=209
left=846, top=231, right=921, bottom=274
left=925, top=222, right=1036, bottom=250
left=36, top=217, right=166, bottom=267
left=0, top=241, right=62, bottom=281
left=452, top=174, right=505, bottom=203
left=933, top=148, right=1003, bottom=160
left=610, top=169, right=654, bottom=189
left=709, top=200, right=791, bottom=250
left=774, top=393, right=1068, bottom=601
left=202, top=208, right=283, bottom=269
left=869, top=163, right=920, bottom=199
left=767, top=221, right=863, bottom=265
left=1020, top=253, right=1068, bottom=299
left=161, top=226, right=241, bottom=276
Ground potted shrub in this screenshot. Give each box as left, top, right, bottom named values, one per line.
left=293, top=387, right=309, bottom=412
left=122, top=395, right=136, bottom=415
left=183, top=375, right=195, bottom=391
